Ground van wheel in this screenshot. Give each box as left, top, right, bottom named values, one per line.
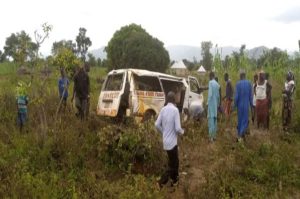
left=142, top=110, right=156, bottom=122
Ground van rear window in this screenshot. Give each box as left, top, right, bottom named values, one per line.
left=134, top=75, right=162, bottom=92
left=104, top=73, right=124, bottom=91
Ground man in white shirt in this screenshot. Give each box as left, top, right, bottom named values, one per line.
left=155, top=91, right=184, bottom=188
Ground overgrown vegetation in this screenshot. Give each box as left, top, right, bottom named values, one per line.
left=0, top=59, right=299, bottom=198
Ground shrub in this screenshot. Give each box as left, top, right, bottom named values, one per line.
left=97, top=121, right=164, bottom=173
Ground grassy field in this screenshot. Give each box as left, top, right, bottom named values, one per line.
left=0, top=63, right=299, bottom=198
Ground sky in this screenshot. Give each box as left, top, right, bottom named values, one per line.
left=1, top=0, right=300, bottom=56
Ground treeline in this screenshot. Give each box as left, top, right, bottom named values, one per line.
left=0, top=23, right=300, bottom=73
left=182, top=42, right=300, bottom=72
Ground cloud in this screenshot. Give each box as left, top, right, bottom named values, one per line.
left=274, top=6, right=300, bottom=23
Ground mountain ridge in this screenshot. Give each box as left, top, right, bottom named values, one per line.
left=88, top=45, right=295, bottom=61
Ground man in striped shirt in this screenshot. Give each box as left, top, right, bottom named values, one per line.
left=155, top=91, right=184, bottom=188
left=17, top=94, right=29, bottom=132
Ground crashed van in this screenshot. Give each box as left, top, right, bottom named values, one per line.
left=97, top=68, right=204, bottom=121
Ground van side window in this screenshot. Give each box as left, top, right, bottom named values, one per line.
left=134, top=75, right=162, bottom=92
left=190, top=78, right=199, bottom=93
left=104, top=73, right=124, bottom=91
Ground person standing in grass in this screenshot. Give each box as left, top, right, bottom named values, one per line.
left=223, top=73, right=233, bottom=129
left=207, top=72, right=220, bottom=142
left=252, top=74, right=258, bottom=124
left=282, top=71, right=295, bottom=131
left=234, top=71, right=253, bottom=142
left=215, top=77, right=223, bottom=114
left=16, top=82, right=29, bottom=133
left=71, top=64, right=90, bottom=120
left=255, top=71, right=271, bottom=129
left=265, top=73, right=272, bottom=129
left=58, top=69, right=69, bottom=112
left=155, top=91, right=184, bottom=188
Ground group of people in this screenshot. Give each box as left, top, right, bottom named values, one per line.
left=16, top=63, right=91, bottom=132
left=155, top=70, right=296, bottom=188
left=207, top=70, right=296, bottom=142
left=57, top=63, right=91, bottom=120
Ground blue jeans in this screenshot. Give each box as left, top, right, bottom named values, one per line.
left=17, top=112, right=27, bottom=126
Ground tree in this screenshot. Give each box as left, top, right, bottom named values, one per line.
left=52, top=40, right=76, bottom=56
left=0, top=50, right=6, bottom=62
left=201, top=41, right=213, bottom=71
left=87, top=53, right=97, bottom=67
left=292, top=52, right=300, bottom=67
left=231, top=51, right=240, bottom=69
left=105, top=23, right=170, bottom=72
left=101, top=59, right=108, bottom=68
left=239, top=44, right=248, bottom=69
left=34, top=23, right=52, bottom=56
left=52, top=47, right=81, bottom=76
left=96, top=58, right=102, bottom=67
left=3, top=31, right=38, bottom=66
left=257, top=47, right=288, bottom=68
left=183, top=59, right=196, bottom=71
left=224, top=55, right=230, bottom=69
left=76, top=27, right=92, bottom=62
left=229, top=44, right=248, bottom=69
left=30, top=23, right=52, bottom=69
left=213, top=45, right=222, bottom=71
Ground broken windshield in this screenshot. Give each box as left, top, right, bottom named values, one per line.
left=104, top=73, right=124, bottom=91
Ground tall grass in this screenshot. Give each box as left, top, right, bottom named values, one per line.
left=0, top=62, right=17, bottom=75
left=0, top=63, right=299, bottom=198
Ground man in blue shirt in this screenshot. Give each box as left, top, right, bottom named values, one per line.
left=58, top=69, right=69, bottom=111
left=207, top=72, right=220, bottom=142
left=155, top=91, right=184, bottom=188
left=234, top=71, right=253, bottom=142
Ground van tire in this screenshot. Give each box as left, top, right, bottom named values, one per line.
left=142, top=110, right=156, bottom=122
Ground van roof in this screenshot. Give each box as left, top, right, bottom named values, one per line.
left=108, top=68, right=184, bottom=81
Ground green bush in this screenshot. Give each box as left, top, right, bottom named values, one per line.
left=97, top=121, right=164, bottom=173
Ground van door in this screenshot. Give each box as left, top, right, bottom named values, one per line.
left=159, top=78, right=186, bottom=113
left=97, top=72, right=126, bottom=117
left=132, top=74, right=165, bottom=118
left=188, top=76, right=200, bottom=106
left=186, top=76, right=204, bottom=110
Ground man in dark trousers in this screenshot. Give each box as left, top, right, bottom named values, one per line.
left=223, top=73, right=233, bottom=129
left=71, top=64, right=90, bottom=120
left=155, top=91, right=184, bottom=188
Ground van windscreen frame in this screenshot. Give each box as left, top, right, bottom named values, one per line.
left=103, top=73, right=125, bottom=91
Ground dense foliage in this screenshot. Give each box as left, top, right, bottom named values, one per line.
left=52, top=40, right=77, bottom=56
left=76, top=27, right=92, bottom=62
left=3, top=31, right=38, bottom=66
left=201, top=41, right=213, bottom=71
left=0, top=63, right=299, bottom=198
left=105, top=24, right=170, bottom=72
left=52, top=47, right=81, bottom=76
left=0, top=23, right=300, bottom=198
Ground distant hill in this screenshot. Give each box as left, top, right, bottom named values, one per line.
left=247, top=46, right=269, bottom=59
left=88, top=45, right=276, bottom=62
left=166, top=45, right=202, bottom=62
left=89, top=47, right=106, bottom=60
left=166, top=45, right=269, bottom=61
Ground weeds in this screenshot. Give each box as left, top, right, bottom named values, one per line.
left=0, top=63, right=299, bottom=198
